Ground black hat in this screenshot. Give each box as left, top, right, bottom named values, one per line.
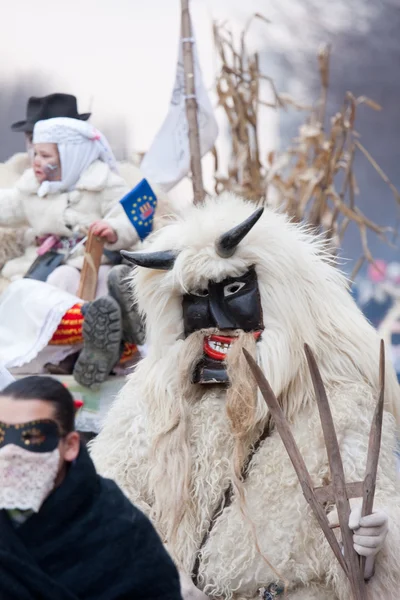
left=11, top=93, right=91, bottom=133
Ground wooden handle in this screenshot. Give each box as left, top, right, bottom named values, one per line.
left=77, top=230, right=105, bottom=301
left=360, top=340, right=385, bottom=578
left=304, top=344, right=367, bottom=599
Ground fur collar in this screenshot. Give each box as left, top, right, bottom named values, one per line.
left=5, top=152, right=30, bottom=174
left=16, top=168, right=39, bottom=194
left=16, top=160, right=119, bottom=196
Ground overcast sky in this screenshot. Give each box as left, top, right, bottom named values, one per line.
left=0, top=0, right=383, bottom=151
left=0, top=0, right=398, bottom=266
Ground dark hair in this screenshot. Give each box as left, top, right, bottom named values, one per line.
left=0, top=376, right=75, bottom=434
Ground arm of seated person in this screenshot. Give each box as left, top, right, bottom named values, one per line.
left=89, top=220, right=118, bottom=244
left=95, top=209, right=140, bottom=251
left=89, top=214, right=140, bottom=249
left=98, top=191, right=140, bottom=251
left=98, top=177, right=140, bottom=251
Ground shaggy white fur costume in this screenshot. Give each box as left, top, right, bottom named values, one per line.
left=91, top=194, right=400, bottom=600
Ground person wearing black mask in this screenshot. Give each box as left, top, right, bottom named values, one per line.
left=0, top=375, right=183, bottom=600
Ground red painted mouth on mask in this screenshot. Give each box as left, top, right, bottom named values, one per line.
left=203, top=331, right=262, bottom=361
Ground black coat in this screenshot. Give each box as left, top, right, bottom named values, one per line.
left=0, top=444, right=182, bottom=600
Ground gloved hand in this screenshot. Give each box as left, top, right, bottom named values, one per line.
left=327, top=501, right=388, bottom=579
left=349, top=505, right=388, bottom=579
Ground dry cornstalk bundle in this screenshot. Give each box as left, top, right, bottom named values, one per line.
left=213, top=14, right=283, bottom=202
left=213, top=18, right=400, bottom=276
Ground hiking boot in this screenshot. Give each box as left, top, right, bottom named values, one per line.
left=107, top=264, right=146, bottom=346
left=73, top=296, right=122, bottom=388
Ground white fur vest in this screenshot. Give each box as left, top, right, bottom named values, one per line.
left=91, top=373, right=400, bottom=600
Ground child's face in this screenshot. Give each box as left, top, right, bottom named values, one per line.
left=33, top=143, right=61, bottom=184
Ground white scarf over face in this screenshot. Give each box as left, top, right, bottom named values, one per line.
left=0, top=445, right=60, bottom=512
left=33, top=117, right=118, bottom=197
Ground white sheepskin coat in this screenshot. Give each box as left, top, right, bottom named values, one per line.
left=0, top=159, right=136, bottom=282
left=91, top=194, right=400, bottom=599
left=0, top=152, right=30, bottom=186
left=0, top=154, right=178, bottom=286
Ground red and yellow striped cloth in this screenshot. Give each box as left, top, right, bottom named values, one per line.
left=119, top=342, right=138, bottom=364
left=49, top=303, right=137, bottom=363
left=49, top=304, right=84, bottom=346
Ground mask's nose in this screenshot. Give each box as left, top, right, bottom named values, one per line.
left=208, top=287, right=236, bottom=330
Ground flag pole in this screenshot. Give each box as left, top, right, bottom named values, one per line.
left=181, top=0, right=205, bottom=205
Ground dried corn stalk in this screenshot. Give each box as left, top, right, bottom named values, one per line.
left=213, top=15, right=283, bottom=202
left=213, top=18, right=400, bottom=276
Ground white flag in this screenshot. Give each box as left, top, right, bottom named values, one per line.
left=141, top=28, right=218, bottom=192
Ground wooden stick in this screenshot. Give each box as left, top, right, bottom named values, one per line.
left=181, top=0, right=205, bottom=206
left=315, top=480, right=363, bottom=506
left=242, top=349, right=349, bottom=576
left=360, top=340, right=385, bottom=575
left=304, top=344, right=366, bottom=599
left=77, top=230, right=105, bottom=301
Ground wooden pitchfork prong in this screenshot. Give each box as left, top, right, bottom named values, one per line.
left=242, top=348, right=348, bottom=576
left=244, top=342, right=385, bottom=600
left=360, top=339, right=385, bottom=574
left=304, top=344, right=366, bottom=599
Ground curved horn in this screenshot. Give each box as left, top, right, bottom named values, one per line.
left=215, top=207, right=264, bottom=258
left=120, top=250, right=177, bottom=271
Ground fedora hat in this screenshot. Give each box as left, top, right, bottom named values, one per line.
left=11, top=93, right=91, bottom=133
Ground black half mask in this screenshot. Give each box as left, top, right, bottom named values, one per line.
left=120, top=207, right=265, bottom=385
left=0, top=419, right=60, bottom=453
left=182, top=267, right=263, bottom=384
left=183, top=267, right=262, bottom=334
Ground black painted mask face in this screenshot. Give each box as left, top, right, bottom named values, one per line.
left=0, top=419, right=60, bottom=453
left=182, top=267, right=263, bottom=384
left=120, top=207, right=267, bottom=384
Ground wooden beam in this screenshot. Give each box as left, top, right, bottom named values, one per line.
left=181, top=0, right=205, bottom=205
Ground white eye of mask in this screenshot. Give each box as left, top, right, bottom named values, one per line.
left=0, top=444, right=60, bottom=512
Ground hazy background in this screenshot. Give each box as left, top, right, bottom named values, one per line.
left=0, top=0, right=398, bottom=269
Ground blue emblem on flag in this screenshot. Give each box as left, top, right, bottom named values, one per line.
left=119, top=179, right=157, bottom=241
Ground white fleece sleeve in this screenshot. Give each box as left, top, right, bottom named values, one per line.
left=105, top=208, right=140, bottom=251
left=99, top=181, right=140, bottom=251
